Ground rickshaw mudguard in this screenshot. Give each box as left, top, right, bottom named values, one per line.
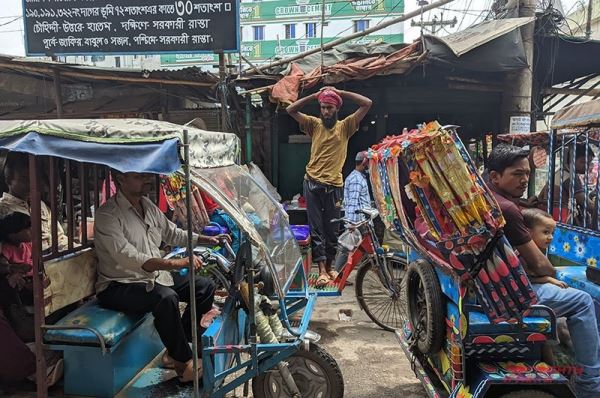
left=396, top=328, right=574, bottom=398
left=201, top=307, right=247, bottom=393
left=454, top=360, right=575, bottom=398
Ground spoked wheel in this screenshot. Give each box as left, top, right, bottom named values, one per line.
left=404, top=260, right=445, bottom=355
left=252, top=343, right=344, bottom=398
left=205, top=266, right=230, bottom=307
left=355, top=254, right=407, bottom=331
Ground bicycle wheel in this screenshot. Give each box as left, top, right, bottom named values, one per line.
left=205, top=265, right=230, bottom=307
left=355, top=254, right=407, bottom=331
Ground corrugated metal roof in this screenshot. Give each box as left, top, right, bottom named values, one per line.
left=0, top=54, right=218, bottom=87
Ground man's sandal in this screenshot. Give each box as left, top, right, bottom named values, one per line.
left=327, top=270, right=339, bottom=280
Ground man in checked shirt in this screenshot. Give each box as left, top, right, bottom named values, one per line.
left=343, top=151, right=372, bottom=223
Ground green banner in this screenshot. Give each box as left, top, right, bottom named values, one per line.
left=160, top=33, right=404, bottom=66
left=241, top=34, right=404, bottom=59
left=240, top=0, right=404, bottom=22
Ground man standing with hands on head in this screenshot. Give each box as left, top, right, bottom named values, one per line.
left=287, top=86, right=372, bottom=287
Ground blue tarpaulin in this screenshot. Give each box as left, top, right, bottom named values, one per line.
left=0, top=132, right=181, bottom=174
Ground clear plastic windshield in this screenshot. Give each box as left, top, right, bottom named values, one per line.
left=192, top=165, right=302, bottom=291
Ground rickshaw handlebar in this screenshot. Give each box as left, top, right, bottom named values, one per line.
left=331, top=209, right=379, bottom=228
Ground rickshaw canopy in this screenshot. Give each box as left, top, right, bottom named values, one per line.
left=551, top=98, right=600, bottom=129
left=0, top=119, right=240, bottom=173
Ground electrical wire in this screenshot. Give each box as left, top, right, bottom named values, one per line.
left=247, top=0, right=396, bottom=68
left=0, top=16, right=21, bottom=27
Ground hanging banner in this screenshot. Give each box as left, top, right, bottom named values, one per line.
left=23, top=0, right=240, bottom=56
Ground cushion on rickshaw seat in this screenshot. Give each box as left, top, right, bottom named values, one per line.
left=44, top=299, right=148, bottom=347
left=44, top=249, right=98, bottom=317
left=468, top=311, right=552, bottom=335
left=556, top=266, right=600, bottom=301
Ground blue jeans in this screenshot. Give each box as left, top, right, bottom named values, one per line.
left=533, top=283, right=600, bottom=397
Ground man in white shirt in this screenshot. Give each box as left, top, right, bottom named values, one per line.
left=94, top=171, right=226, bottom=383
left=343, top=151, right=372, bottom=223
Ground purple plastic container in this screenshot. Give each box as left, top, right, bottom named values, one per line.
left=202, top=224, right=229, bottom=236
left=290, top=225, right=310, bottom=242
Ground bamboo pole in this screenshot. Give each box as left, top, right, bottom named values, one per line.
left=246, top=0, right=455, bottom=74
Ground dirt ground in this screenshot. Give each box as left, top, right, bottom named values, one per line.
left=308, top=276, right=427, bottom=398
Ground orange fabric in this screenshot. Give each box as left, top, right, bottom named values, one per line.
left=271, top=43, right=420, bottom=107
left=270, top=63, right=305, bottom=106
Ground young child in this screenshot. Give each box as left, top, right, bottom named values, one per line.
left=0, top=212, right=33, bottom=280
left=522, top=208, right=571, bottom=365
left=521, top=208, right=567, bottom=289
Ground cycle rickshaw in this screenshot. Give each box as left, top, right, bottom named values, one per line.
left=0, top=119, right=342, bottom=398
left=367, top=121, right=578, bottom=397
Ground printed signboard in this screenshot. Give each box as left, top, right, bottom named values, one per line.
left=239, top=0, right=399, bottom=22
left=23, top=0, right=240, bottom=56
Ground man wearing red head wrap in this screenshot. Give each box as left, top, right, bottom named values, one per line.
left=287, top=86, right=372, bottom=287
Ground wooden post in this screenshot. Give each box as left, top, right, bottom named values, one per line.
left=53, top=69, right=64, bottom=118
left=29, top=155, right=48, bottom=398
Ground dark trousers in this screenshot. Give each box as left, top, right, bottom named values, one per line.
left=0, top=312, right=35, bottom=385
left=97, top=274, right=215, bottom=363
left=303, top=179, right=342, bottom=264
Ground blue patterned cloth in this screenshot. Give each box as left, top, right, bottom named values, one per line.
left=343, top=170, right=371, bottom=223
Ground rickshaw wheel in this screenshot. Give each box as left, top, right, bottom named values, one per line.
left=499, top=390, right=555, bottom=398
left=404, top=260, right=445, bottom=355
left=355, top=255, right=407, bottom=331
left=207, top=267, right=230, bottom=307
left=252, top=343, right=344, bottom=398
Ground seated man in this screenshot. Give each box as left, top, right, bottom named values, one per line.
left=94, top=171, right=227, bottom=383
left=487, top=144, right=600, bottom=398
left=0, top=154, right=68, bottom=251
left=537, top=144, right=595, bottom=225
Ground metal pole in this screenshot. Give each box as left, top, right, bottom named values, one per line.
left=320, top=0, right=326, bottom=70
left=245, top=94, right=252, bottom=163
left=586, top=0, right=594, bottom=39
left=249, top=0, right=455, bottom=74
left=184, top=129, right=200, bottom=397
left=218, top=52, right=228, bottom=132
left=29, top=155, right=48, bottom=397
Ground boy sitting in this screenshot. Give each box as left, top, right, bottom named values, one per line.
left=522, top=208, right=567, bottom=289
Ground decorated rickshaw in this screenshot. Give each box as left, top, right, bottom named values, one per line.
left=367, top=121, right=576, bottom=397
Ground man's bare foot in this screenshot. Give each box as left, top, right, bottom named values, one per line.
left=161, top=351, right=175, bottom=369
left=174, top=359, right=202, bottom=383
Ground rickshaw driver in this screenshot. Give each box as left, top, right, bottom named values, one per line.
left=287, top=86, right=372, bottom=287
left=487, top=145, right=600, bottom=398
left=93, top=171, right=230, bottom=383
